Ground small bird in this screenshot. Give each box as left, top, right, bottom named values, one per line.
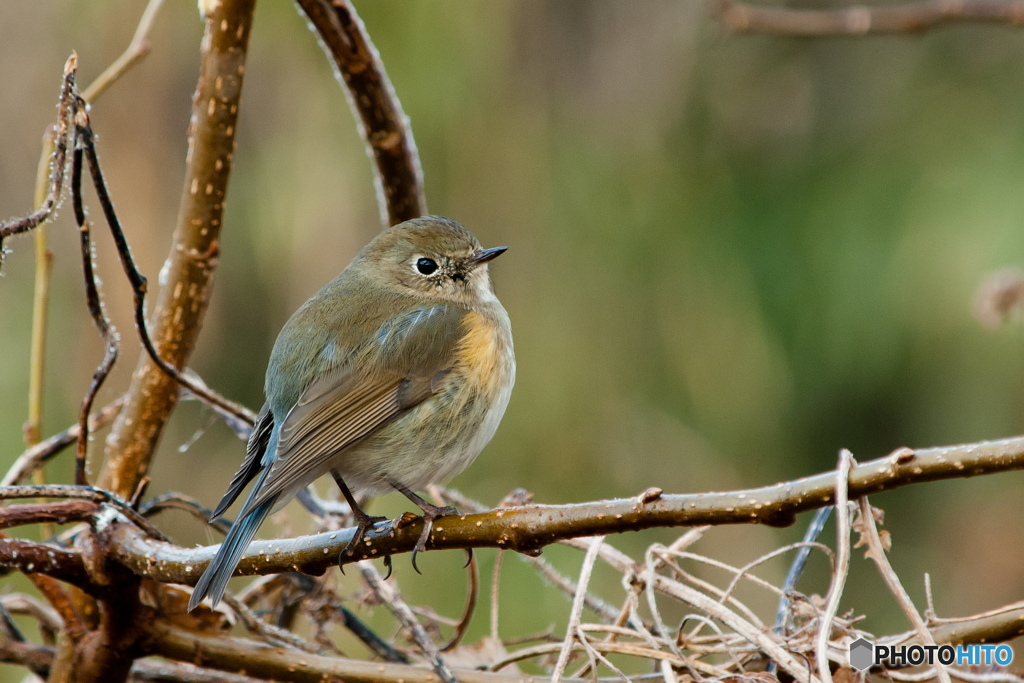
left=188, top=216, right=514, bottom=611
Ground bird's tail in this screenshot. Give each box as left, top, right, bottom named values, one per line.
left=188, top=491, right=275, bottom=612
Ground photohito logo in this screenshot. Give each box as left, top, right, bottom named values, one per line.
left=848, top=638, right=1014, bottom=671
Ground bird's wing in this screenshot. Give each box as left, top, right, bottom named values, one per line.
left=236, top=303, right=466, bottom=517
left=210, top=403, right=274, bottom=521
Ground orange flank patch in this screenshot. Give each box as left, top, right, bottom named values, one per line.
left=457, top=311, right=502, bottom=390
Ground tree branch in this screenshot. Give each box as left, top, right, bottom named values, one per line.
left=3, top=399, right=123, bottom=487
left=710, top=0, right=1024, bottom=36
left=104, top=433, right=1024, bottom=585
left=99, top=0, right=257, bottom=499
left=141, top=619, right=590, bottom=683
left=0, top=500, right=98, bottom=530
left=294, top=0, right=426, bottom=226
left=0, top=536, right=91, bottom=591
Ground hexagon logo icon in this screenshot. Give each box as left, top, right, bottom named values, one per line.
left=849, top=638, right=874, bottom=671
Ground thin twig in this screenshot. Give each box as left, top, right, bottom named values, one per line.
left=0, top=55, right=76, bottom=263
left=359, top=559, right=458, bottom=683
left=710, top=0, right=1024, bottom=36
left=81, top=0, right=167, bottom=103
left=76, top=112, right=257, bottom=442
left=529, top=553, right=622, bottom=623
left=71, top=130, right=121, bottom=487
left=816, top=450, right=852, bottom=683
left=856, top=496, right=950, bottom=683
left=552, top=536, right=605, bottom=682
left=25, top=126, right=57, bottom=532
left=3, top=398, right=123, bottom=487
left=776, top=506, right=833, bottom=633
left=139, top=491, right=230, bottom=535
left=337, top=603, right=412, bottom=663
left=220, top=593, right=320, bottom=654
left=440, top=550, right=479, bottom=652
left=293, top=0, right=426, bottom=226
left=490, top=549, right=503, bottom=642
left=653, top=572, right=813, bottom=682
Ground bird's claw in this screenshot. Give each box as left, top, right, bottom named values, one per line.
left=410, top=504, right=459, bottom=574
left=337, top=512, right=387, bottom=571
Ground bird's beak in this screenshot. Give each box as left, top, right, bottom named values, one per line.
left=470, top=246, right=507, bottom=266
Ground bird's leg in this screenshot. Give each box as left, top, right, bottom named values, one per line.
left=390, top=481, right=461, bottom=573
left=332, top=471, right=386, bottom=561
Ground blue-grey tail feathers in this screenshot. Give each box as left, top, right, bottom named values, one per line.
left=188, top=495, right=275, bottom=612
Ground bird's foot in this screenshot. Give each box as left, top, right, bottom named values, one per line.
left=338, top=510, right=388, bottom=570
left=410, top=503, right=459, bottom=574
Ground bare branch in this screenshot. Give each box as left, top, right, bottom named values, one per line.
left=0, top=485, right=167, bottom=542
left=858, top=496, right=949, bottom=683
left=294, top=0, right=427, bottom=226
left=711, top=0, right=1024, bottom=36
left=3, top=399, right=123, bottom=487
left=816, top=450, right=852, bottom=683
left=71, top=134, right=122, bottom=487
left=0, top=500, right=98, bottom=530
left=141, top=618, right=605, bottom=683
left=0, top=535, right=91, bottom=591
left=81, top=0, right=167, bottom=103
left=0, top=55, right=77, bottom=261
left=104, top=433, right=1024, bottom=585
left=99, top=0, right=258, bottom=499
left=0, top=637, right=278, bottom=682
left=359, top=559, right=458, bottom=683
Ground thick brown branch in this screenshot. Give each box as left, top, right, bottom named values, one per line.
left=0, top=537, right=91, bottom=590
left=0, top=638, right=53, bottom=677
left=711, top=0, right=1024, bottom=35
left=0, top=501, right=98, bottom=530
left=106, top=434, right=1024, bottom=585
left=0, top=637, right=274, bottom=682
left=142, top=619, right=566, bottom=683
left=295, top=0, right=426, bottom=226
left=99, top=0, right=257, bottom=499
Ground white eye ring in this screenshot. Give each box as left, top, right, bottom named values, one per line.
left=415, top=257, right=438, bottom=275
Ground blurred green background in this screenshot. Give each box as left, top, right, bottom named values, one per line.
left=3, top=0, right=1024, bottom=678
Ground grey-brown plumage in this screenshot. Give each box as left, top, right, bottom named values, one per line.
left=189, top=217, right=514, bottom=611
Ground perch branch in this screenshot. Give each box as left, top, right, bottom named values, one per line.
left=711, top=0, right=1024, bottom=36
left=294, top=0, right=426, bottom=225
left=105, top=433, right=1024, bottom=585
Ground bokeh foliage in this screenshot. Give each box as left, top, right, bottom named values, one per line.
left=2, top=1, right=1024, bottom=679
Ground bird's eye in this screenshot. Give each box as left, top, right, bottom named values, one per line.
left=415, top=257, right=438, bottom=275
